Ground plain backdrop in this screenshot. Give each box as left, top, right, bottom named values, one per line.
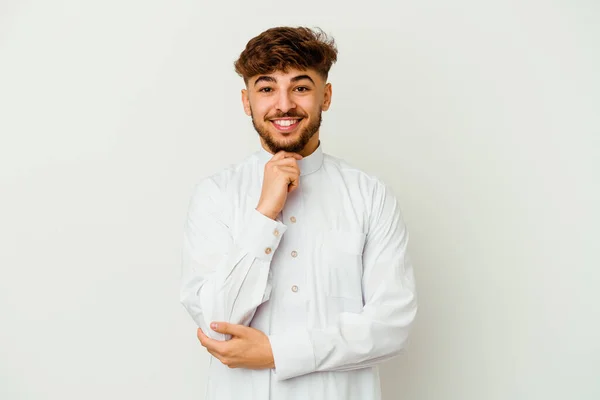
left=1, top=1, right=599, bottom=399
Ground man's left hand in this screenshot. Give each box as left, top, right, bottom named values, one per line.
left=197, top=322, right=275, bottom=369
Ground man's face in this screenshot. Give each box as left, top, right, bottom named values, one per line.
left=242, top=68, right=332, bottom=154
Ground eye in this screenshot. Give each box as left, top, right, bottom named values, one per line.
left=259, top=87, right=273, bottom=93
left=294, top=86, right=310, bottom=92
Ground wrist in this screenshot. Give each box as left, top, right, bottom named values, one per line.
left=256, top=206, right=278, bottom=220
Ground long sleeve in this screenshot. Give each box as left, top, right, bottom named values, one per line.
left=268, top=182, right=417, bottom=380
left=180, top=178, right=288, bottom=341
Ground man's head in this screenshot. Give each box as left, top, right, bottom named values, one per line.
left=234, top=27, right=338, bottom=155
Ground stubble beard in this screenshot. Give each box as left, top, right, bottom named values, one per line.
left=251, top=107, right=322, bottom=154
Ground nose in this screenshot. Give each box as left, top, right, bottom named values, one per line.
left=275, top=91, right=296, bottom=114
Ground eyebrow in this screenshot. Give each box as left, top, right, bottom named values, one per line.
left=290, top=75, right=315, bottom=85
left=253, top=74, right=315, bottom=87
left=254, top=76, right=276, bottom=86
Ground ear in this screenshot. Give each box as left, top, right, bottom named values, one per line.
left=322, top=83, right=332, bottom=111
left=241, top=89, right=251, bottom=116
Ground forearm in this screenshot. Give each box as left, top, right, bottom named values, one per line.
left=269, top=288, right=417, bottom=380
left=180, top=208, right=287, bottom=340
left=181, top=250, right=271, bottom=340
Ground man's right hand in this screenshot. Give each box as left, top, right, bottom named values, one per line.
left=256, top=151, right=303, bottom=220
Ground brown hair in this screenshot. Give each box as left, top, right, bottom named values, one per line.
left=234, top=27, right=338, bottom=83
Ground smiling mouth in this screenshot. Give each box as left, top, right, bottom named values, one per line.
left=270, top=118, right=303, bottom=133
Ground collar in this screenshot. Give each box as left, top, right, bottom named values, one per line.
left=257, top=141, right=324, bottom=176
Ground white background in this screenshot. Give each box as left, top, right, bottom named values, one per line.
left=1, top=1, right=599, bottom=399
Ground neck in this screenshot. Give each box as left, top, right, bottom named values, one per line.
left=297, top=134, right=320, bottom=157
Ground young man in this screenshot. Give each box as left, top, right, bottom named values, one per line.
left=180, top=27, right=417, bottom=400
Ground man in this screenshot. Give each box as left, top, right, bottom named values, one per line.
left=180, top=26, right=417, bottom=400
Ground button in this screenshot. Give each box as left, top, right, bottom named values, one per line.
left=265, top=247, right=272, bottom=254
left=290, top=216, right=297, bottom=223
left=291, top=250, right=298, bottom=258
left=273, top=229, right=280, bottom=237
left=291, top=285, right=298, bottom=292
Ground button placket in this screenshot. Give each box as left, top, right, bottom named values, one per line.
left=280, top=190, right=305, bottom=301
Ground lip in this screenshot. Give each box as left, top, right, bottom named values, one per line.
left=270, top=118, right=303, bottom=133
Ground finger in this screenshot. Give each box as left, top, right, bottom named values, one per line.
left=205, top=348, right=233, bottom=368
left=210, top=351, right=235, bottom=369
left=206, top=347, right=223, bottom=361
left=270, top=157, right=301, bottom=168
left=288, top=176, right=300, bottom=192
left=274, top=166, right=299, bottom=181
left=197, top=328, right=214, bottom=348
left=276, top=166, right=300, bottom=176
left=211, top=321, right=247, bottom=337
left=271, top=151, right=303, bottom=161
left=270, top=165, right=301, bottom=180
left=197, top=328, right=207, bottom=345
left=280, top=168, right=300, bottom=184
left=197, top=328, right=224, bottom=354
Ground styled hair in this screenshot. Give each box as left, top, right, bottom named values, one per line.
left=234, top=26, right=338, bottom=83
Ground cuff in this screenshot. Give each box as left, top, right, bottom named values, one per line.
left=236, top=208, right=287, bottom=261
left=268, top=330, right=315, bottom=381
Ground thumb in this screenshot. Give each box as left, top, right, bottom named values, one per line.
left=210, top=321, right=246, bottom=337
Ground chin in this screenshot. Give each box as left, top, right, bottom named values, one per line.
left=269, top=129, right=301, bottom=142
left=270, top=138, right=305, bottom=153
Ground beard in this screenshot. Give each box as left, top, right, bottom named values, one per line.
left=251, top=107, right=322, bottom=154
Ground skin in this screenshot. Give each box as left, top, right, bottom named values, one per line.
left=243, top=68, right=332, bottom=158
left=196, top=67, right=333, bottom=370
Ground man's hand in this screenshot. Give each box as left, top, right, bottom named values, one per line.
left=256, top=151, right=302, bottom=220
left=197, top=322, right=275, bottom=369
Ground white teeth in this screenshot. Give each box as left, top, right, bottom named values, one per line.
left=273, top=119, right=299, bottom=127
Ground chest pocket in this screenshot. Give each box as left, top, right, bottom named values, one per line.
left=321, top=229, right=366, bottom=301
